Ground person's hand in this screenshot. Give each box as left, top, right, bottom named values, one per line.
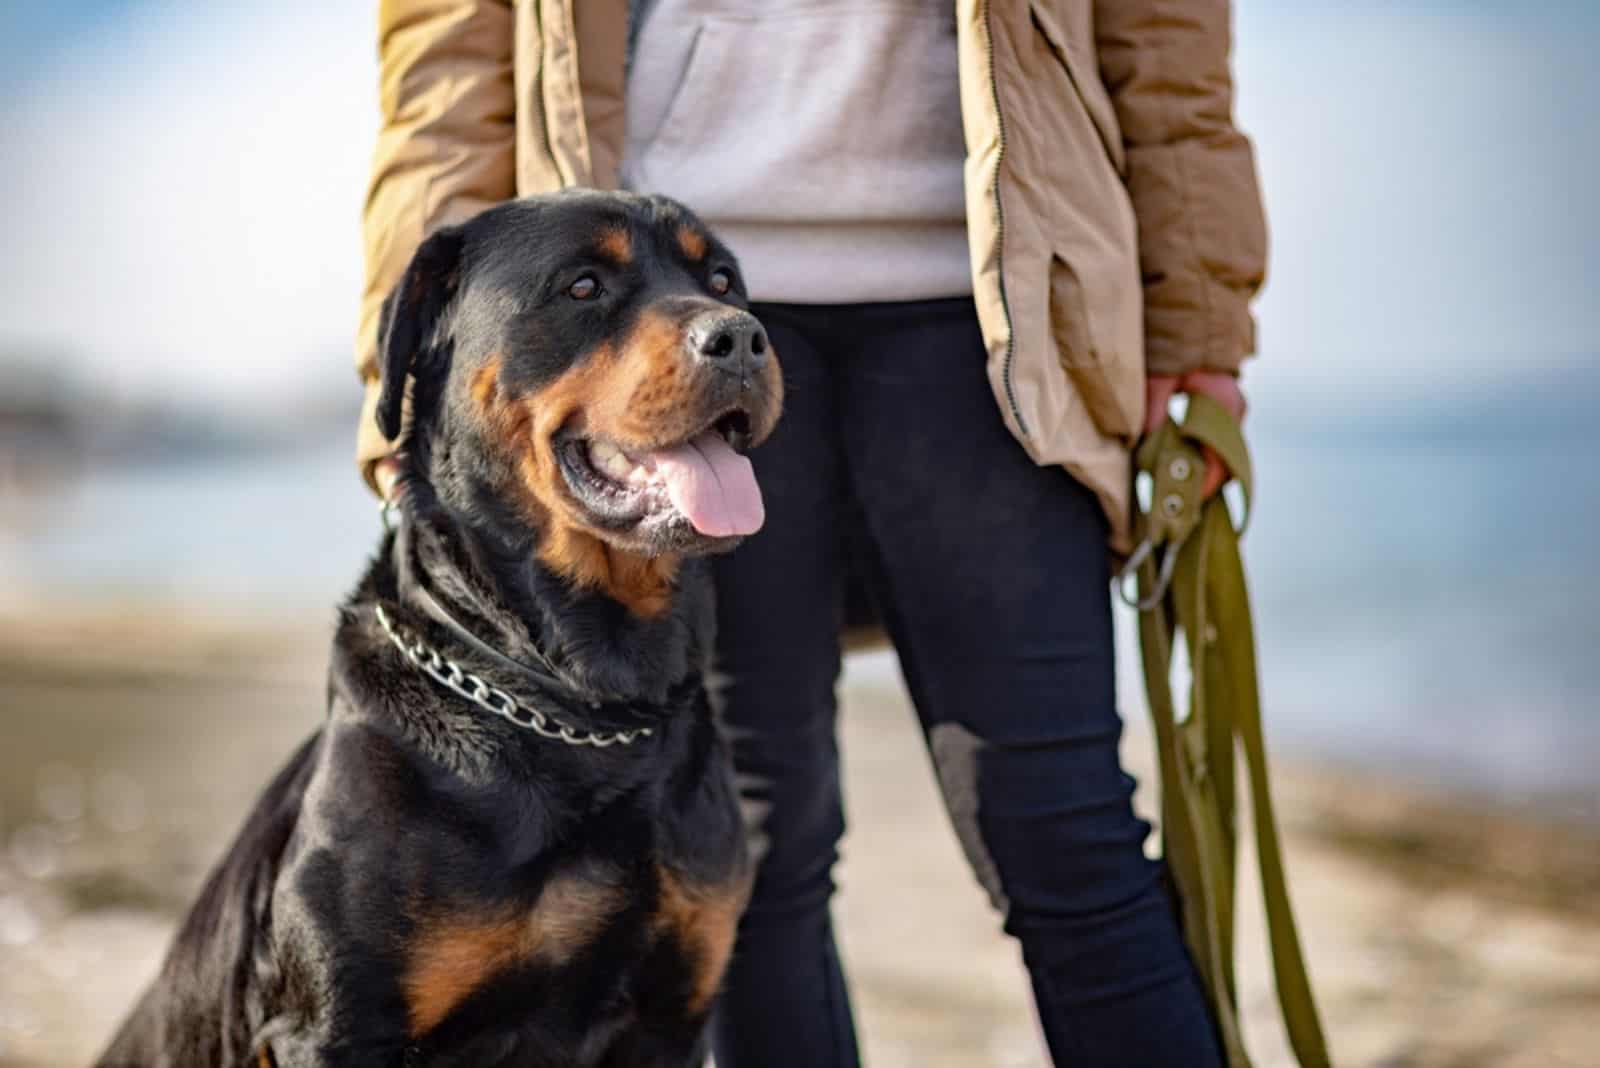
left=1144, top=371, right=1247, bottom=498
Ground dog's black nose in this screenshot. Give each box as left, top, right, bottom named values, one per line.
left=690, top=313, right=769, bottom=369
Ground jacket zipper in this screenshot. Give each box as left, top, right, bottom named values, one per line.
left=983, top=0, right=1027, bottom=440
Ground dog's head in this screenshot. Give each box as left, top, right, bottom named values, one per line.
left=377, top=192, right=783, bottom=599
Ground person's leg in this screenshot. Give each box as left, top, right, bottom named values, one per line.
left=837, top=298, right=1221, bottom=1067
left=708, top=303, right=861, bottom=1068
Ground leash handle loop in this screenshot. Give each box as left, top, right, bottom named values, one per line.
left=1128, top=400, right=1333, bottom=1067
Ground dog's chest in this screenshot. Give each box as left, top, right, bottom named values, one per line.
left=395, top=856, right=748, bottom=1067
left=396, top=765, right=750, bottom=1061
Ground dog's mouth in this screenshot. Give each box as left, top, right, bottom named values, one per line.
left=556, top=409, right=763, bottom=540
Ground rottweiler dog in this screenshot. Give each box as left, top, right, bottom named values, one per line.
left=99, top=190, right=782, bottom=1067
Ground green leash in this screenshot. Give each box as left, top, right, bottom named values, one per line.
left=1121, top=395, right=1332, bottom=1067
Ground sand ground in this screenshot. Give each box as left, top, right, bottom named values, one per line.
left=1, top=608, right=1596, bottom=1067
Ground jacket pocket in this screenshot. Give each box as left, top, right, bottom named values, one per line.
left=1050, top=254, right=1141, bottom=439
left=1028, top=0, right=1125, bottom=176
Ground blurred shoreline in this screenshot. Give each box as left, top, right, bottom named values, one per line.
left=7, top=358, right=1599, bottom=810
left=2, top=606, right=1598, bottom=1066
left=5, top=598, right=1595, bottom=860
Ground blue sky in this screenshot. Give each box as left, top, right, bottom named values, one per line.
left=1233, top=3, right=1600, bottom=410
left=0, top=1, right=1595, bottom=422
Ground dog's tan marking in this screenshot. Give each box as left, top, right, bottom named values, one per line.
left=469, top=357, right=506, bottom=417
left=404, top=918, right=523, bottom=1038
left=675, top=225, right=708, bottom=262
left=655, top=864, right=752, bottom=1016
left=404, top=871, right=627, bottom=1037
left=539, top=530, right=680, bottom=619
left=608, top=312, right=701, bottom=436
left=597, top=226, right=633, bottom=265
left=518, top=333, right=683, bottom=617
left=472, top=353, right=554, bottom=528
left=469, top=304, right=781, bottom=618
left=473, top=323, right=698, bottom=617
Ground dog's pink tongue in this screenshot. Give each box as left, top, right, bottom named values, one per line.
left=649, top=431, right=765, bottom=537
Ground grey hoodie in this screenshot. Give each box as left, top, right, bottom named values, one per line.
left=620, top=1, right=971, bottom=302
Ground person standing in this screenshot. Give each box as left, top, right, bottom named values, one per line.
left=357, top=3, right=1266, bottom=1065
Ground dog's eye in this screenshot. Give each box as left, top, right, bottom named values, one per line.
left=708, top=268, right=734, bottom=296
left=568, top=274, right=602, bottom=301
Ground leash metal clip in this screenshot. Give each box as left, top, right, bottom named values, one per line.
left=1116, top=536, right=1180, bottom=612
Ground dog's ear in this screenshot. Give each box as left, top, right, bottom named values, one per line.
left=376, top=227, right=466, bottom=442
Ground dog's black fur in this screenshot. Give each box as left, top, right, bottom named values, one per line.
left=99, top=191, right=783, bottom=1067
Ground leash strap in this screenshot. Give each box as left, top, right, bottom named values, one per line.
left=1127, top=394, right=1332, bottom=1068
left=408, top=578, right=591, bottom=701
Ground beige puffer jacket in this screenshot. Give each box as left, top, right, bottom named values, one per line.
left=358, top=0, right=1268, bottom=551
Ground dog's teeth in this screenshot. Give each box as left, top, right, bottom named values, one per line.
left=589, top=440, right=633, bottom=481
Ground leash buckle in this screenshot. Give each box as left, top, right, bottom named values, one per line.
left=1116, top=537, right=1180, bottom=612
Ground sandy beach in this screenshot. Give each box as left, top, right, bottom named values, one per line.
left=1, top=606, right=1596, bottom=1068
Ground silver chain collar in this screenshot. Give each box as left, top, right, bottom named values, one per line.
left=374, top=603, right=654, bottom=748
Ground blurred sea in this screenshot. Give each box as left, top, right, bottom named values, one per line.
left=2, top=414, right=1596, bottom=819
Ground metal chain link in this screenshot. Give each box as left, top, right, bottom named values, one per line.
left=374, top=604, right=653, bottom=748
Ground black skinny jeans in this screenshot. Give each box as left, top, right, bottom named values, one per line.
left=707, top=299, right=1220, bottom=1067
